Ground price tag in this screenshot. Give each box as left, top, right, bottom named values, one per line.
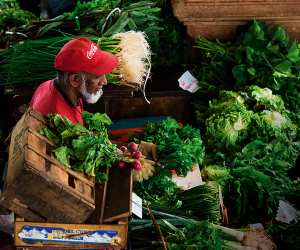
left=132, top=192, right=143, bottom=219
left=178, top=70, right=200, bottom=93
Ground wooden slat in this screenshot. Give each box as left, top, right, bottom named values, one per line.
left=171, top=0, right=300, bottom=40
left=103, top=166, right=132, bottom=222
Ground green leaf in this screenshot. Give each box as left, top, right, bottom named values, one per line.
left=246, top=46, right=254, bottom=63
left=275, top=60, right=292, bottom=75
left=104, top=12, right=129, bottom=36
left=247, top=67, right=256, bottom=76
left=37, top=21, right=64, bottom=37
left=127, top=18, right=137, bottom=30
left=232, top=64, right=247, bottom=86
left=272, top=26, right=288, bottom=44
left=54, top=146, right=72, bottom=167
left=287, top=42, right=300, bottom=63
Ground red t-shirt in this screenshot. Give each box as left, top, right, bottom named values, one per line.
left=30, top=80, right=84, bottom=124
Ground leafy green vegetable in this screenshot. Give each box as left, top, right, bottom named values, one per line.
left=144, top=182, right=221, bottom=223
left=206, top=92, right=253, bottom=151
left=143, top=118, right=205, bottom=176
left=53, top=146, right=72, bottom=167
left=247, top=85, right=286, bottom=112
left=40, top=113, right=119, bottom=182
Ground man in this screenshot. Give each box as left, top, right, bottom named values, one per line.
left=30, top=36, right=118, bottom=124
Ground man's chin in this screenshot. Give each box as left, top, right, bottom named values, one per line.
left=83, top=89, right=103, bottom=104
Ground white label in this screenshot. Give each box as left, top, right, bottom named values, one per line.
left=132, top=192, right=143, bottom=219
left=276, top=200, right=299, bottom=224
left=178, top=71, right=200, bottom=93
left=172, top=164, right=204, bottom=190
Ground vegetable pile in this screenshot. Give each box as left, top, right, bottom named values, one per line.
left=188, top=20, right=300, bottom=249
left=134, top=118, right=205, bottom=197
left=40, top=112, right=119, bottom=182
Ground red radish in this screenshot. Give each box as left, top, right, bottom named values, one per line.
left=132, top=151, right=143, bottom=160
left=131, top=160, right=143, bottom=170
left=120, top=146, right=128, bottom=153
left=118, top=161, right=126, bottom=169
left=128, top=142, right=138, bottom=152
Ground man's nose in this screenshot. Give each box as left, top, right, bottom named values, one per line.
left=99, top=75, right=107, bottom=86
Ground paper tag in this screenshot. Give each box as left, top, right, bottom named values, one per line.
left=132, top=192, right=143, bottom=219
left=172, top=164, right=204, bottom=190
left=178, top=71, right=200, bottom=93
left=276, top=200, right=299, bottom=224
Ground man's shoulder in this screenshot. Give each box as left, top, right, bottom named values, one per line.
left=35, top=80, right=53, bottom=92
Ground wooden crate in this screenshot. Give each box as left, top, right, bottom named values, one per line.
left=0, top=109, right=96, bottom=223
left=86, top=164, right=132, bottom=224
left=171, top=0, right=300, bottom=41
left=14, top=218, right=128, bottom=250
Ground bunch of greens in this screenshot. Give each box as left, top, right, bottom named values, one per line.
left=60, top=0, right=185, bottom=66
left=130, top=213, right=260, bottom=250
left=0, top=0, right=36, bottom=31
left=193, top=20, right=300, bottom=116
left=203, top=89, right=300, bottom=222
left=205, top=91, right=253, bottom=152
left=199, top=83, right=300, bottom=223
left=0, top=0, right=36, bottom=48
left=165, top=220, right=226, bottom=250
left=144, top=182, right=221, bottom=223
left=134, top=118, right=204, bottom=198
left=40, top=112, right=119, bottom=182
left=0, top=35, right=120, bottom=86
left=135, top=168, right=176, bottom=198
left=143, top=118, right=205, bottom=176
left=34, top=0, right=162, bottom=42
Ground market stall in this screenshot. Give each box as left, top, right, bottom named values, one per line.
left=0, top=1, right=300, bottom=250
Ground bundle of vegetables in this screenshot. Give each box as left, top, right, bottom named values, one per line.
left=144, top=182, right=221, bottom=223
left=130, top=215, right=276, bottom=250
left=133, top=118, right=205, bottom=197
left=43, top=0, right=162, bottom=39
left=193, top=20, right=300, bottom=117
left=229, top=139, right=300, bottom=221
left=40, top=112, right=119, bottom=182
left=117, top=142, right=156, bottom=182
left=0, top=31, right=151, bottom=92
left=142, top=118, right=205, bottom=176
left=205, top=91, right=253, bottom=152
left=0, top=0, right=36, bottom=48
left=30, top=0, right=184, bottom=66
left=0, top=0, right=36, bottom=32
left=198, top=83, right=300, bottom=223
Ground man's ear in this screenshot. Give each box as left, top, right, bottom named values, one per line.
left=68, top=73, right=81, bottom=88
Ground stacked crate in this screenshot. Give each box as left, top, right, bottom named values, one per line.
left=171, top=0, right=300, bottom=40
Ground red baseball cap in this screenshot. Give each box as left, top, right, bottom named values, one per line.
left=54, top=37, right=118, bottom=75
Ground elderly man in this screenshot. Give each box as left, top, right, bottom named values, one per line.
left=30, top=36, right=118, bottom=124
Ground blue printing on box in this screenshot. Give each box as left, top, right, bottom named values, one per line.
left=18, top=225, right=118, bottom=245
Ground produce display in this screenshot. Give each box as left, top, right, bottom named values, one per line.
left=190, top=20, right=300, bottom=248
left=1, top=0, right=300, bottom=248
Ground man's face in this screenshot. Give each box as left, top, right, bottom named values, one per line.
left=79, top=73, right=107, bottom=104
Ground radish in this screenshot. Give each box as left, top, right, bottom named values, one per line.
left=118, top=161, right=126, bottom=169
left=132, top=151, right=143, bottom=160
left=131, top=160, right=143, bottom=170
left=120, top=146, right=128, bottom=153
left=128, top=142, right=138, bottom=152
